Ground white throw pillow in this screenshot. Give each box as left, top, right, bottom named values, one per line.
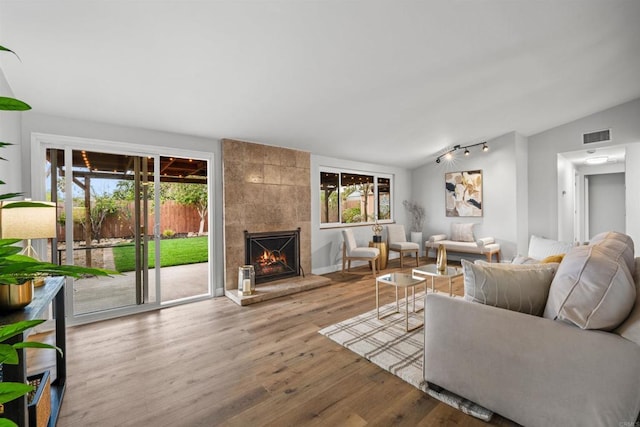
left=543, top=245, right=636, bottom=331
left=462, top=259, right=557, bottom=316
left=528, top=235, right=575, bottom=260
left=451, top=223, right=475, bottom=242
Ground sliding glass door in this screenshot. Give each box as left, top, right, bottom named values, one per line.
left=43, top=143, right=211, bottom=323
left=48, top=149, right=158, bottom=315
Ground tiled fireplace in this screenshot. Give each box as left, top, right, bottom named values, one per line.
left=222, top=139, right=324, bottom=304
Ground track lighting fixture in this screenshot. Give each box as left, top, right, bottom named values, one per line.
left=435, top=141, right=489, bottom=164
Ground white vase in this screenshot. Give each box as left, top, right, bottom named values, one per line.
left=410, top=231, right=423, bottom=257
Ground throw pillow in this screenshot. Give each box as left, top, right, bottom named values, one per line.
left=590, top=231, right=635, bottom=275
left=541, top=254, right=565, bottom=264
left=528, top=235, right=575, bottom=260
left=428, top=234, right=447, bottom=243
left=543, top=245, right=636, bottom=331
left=511, top=255, right=540, bottom=265
left=615, top=258, right=640, bottom=345
left=462, top=259, right=557, bottom=316
left=451, top=223, right=475, bottom=242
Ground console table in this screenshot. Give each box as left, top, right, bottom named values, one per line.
left=0, top=277, right=66, bottom=427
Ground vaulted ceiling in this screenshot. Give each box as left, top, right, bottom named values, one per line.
left=1, top=1, right=639, bottom=168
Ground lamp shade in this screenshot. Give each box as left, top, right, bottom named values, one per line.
left=0, top=201, right=57, bottom=239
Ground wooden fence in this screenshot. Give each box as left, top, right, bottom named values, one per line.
left=57, top=200, right=207, bottom=242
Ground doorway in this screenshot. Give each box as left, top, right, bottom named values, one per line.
left=38, top=137, right=212, bottom=324
left=586, top=173, right=625, bottom=239
left=557, top=145, right=626, bottom=243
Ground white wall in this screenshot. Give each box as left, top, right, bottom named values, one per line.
left=0, top=68, right=22, bottom=197
left=528, top=97, right=640, bottom=242
left=626, top=144, right=640, bottom=244
left=556, top=153, right=575, bottom=242
left=311, top=154, right=412, bottom=274
left=19, top=112, right=226, bottom=294
left=411, top=131, right=528, bottom=261
left=514, top=132, right=529, bottom=254
left=588, top=173, right=625, bottom=238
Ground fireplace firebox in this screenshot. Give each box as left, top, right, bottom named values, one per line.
left=245, top=228, right=300, bottom=284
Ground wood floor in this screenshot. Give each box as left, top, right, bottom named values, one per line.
left=28, top=258, right=518, bottom=426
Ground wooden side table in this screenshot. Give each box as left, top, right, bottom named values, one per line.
left=369, top=241, right=388, bottom=270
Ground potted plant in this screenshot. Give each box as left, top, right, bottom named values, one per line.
left=0, top=44, right=113, bottom=426
left=402, top=200, right=425, bottom=255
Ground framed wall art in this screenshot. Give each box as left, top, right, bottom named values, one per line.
left=445, top=170, right=483, bottom=217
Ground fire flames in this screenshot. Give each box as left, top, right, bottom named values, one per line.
left=258, top=250, right=287, bottom=266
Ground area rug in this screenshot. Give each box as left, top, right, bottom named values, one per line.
left=318, top=298, right=494, bottom=422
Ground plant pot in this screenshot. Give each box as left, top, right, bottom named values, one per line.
left=0, top=280, right=34, bottom=311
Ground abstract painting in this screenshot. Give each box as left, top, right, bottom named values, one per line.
left=445, top=170, right=482, bottom=217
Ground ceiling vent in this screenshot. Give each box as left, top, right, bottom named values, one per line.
left=582, top=129, right=611, bottom=145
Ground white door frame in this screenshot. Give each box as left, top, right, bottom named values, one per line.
left=31, top=132, right=215, bottom=325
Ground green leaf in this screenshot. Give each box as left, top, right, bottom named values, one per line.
left=0, top=45, right=18, bottom=59
left=0, top=417, right=19, bottom=427
left=0, top=97, right=31, bottom=111
left=0, top=239, right=22, bottom=247
left=0, top=343, right=19, bottom=364
left=1, top=201, right=53, bottom=209
left=0, top=142, right=13, bottom=147
left=0, top=382, right=35, bottom=405
left=14, top=341, right=63, bottom=357
left=0, top=245, right=22, bottom=257
left=0, top=192, right=23, bottom=201
left=0, top=320, right=45, bottom=343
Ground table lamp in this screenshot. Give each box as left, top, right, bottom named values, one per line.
left=0, top=200, right=57, bottom=264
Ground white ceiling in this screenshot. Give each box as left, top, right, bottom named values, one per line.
left=1, top=1, right=639, bottom=168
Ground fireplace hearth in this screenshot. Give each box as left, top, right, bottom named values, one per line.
left=245, top=229, right=301, bottom=284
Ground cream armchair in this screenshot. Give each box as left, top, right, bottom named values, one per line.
left=342, top=229, right=380, bottom=276
left=387, top=224, right=419, bottom=267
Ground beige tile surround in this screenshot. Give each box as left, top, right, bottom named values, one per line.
left=222, top=139, right=315, bottom=297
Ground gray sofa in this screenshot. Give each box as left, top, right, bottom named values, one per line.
left=424, top=231, right=640, bottom=426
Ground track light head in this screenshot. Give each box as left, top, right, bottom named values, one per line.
left=436, top=157, right=441, bottom=164
left=464, top=149, right=470, bottom=156
left=482, top=143, right=488, bottom=152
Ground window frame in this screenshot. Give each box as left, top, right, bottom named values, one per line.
left=319, top=166, right=394, bottom=228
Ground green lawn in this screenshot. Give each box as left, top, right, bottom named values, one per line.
left=112, top=236, right=208, bottom=272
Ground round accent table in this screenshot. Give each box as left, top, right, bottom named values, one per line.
left=369, top=241, right=388, bottom=270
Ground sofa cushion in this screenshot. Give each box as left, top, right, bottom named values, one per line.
left=543, top=245, right=636, bottom=331
left=389, top=241, right=419, bottom=251
left=511, top=255, right=540, bottom=265
left=462, top=259, right=557, bottom=316
left=615, top=257, right=640, bottom=345
left=590, top=231, right=635, bottom=275
left=528, top=235, right=575, bottom=260
left=451, top=223, right=475, bottom=242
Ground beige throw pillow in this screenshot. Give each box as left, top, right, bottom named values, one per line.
left=462, top=259, right=557, bottom=316
left=451, top=223, right=475, bottom=242
left=543, top=245, right=636, bottom=331
left=615, top=258, right=640, bottom=345
left=590, top=231, right=635, bottom=275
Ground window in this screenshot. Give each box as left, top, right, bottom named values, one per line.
left=320, top=168, right=393, bottom=226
